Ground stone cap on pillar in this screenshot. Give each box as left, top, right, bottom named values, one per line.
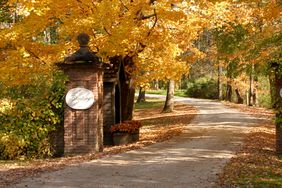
left=63, top=33, right=102, bottom=66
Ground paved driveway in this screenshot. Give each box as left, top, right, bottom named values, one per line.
left=11, top=97, right=262, bottom=188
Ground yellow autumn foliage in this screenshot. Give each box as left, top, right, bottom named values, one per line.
left=0, top=0, right=279, bottom=86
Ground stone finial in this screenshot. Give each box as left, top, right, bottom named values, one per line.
left=77, top=33, right=90, bottom=47
left=64, top=33, right=102, bottom=64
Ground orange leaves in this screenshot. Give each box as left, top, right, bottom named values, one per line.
left=110, top=120, right=142, bottom=133
left=0, top=0, right=279, bottom=88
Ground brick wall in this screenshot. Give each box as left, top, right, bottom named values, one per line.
left=103, top=82, right=115, bottom=145
left=59, top=63, right=103, bottom=155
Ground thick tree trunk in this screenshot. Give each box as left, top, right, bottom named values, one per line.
left=271, top=62, right=282, bottom=154
left=218, top=64, right=223, bottom=100
left=235, top=89, right=243, bottom=104
left=120, top=78, right=135, bottom=121
left=163, top=80, right=175, bottom=113
left=116, top=56, right=136, bottom=122
left=136, top=87, right=146, bottom=103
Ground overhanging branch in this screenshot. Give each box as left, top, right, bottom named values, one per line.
left=103, top=27, right=112, bottom=36
left=147, top=9, right=157, bottom=37
left=25, top=49, right=47, bottom=64
left=119, top=0, right=129, bottom=11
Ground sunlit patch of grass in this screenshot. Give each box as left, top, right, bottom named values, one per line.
left=134, top=98, right=164, bottom=110
left=146, top=90, right=187, bottom=97
left=146, top=90, right=166, bottom=95
left=174, top=90, right=187, bottom=97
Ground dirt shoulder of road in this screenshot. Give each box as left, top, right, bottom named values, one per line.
left=0, top=103, right=197, bottom=187
left=217, top=102, right=282, bottom=187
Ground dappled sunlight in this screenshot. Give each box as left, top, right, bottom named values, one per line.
left=0, top=99, right=13, bottom=113
left=89, top=146, right=235, bottom=166
left=10, top=96, right=266, bottom=188
left=14, top=143, right=237, bottom=187
left=134, top=104, right=197, bottom=121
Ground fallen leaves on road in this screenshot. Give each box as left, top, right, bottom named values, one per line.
left=223, top=101, right=274, bottom=121
left=0, top=103, right=196, bottom=187
left=217, top=103, right=282, bottom=187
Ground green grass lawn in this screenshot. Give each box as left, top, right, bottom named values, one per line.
left=134, top=98, right=164, bottom=110
left=146, top=90, right=187, bottom=97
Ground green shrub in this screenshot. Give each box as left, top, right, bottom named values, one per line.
left=0, top=71, right=66, bottom=159
left=257, top=76, right=272, bottom=108
left=185, top=77, right=218, bottom=99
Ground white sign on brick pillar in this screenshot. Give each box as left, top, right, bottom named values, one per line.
left=65, top=87, right=95, bottom=110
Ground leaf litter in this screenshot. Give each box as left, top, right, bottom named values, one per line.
left=0, top=103, right=197, bottom=187
left=216, top=102, right=282, bottom=187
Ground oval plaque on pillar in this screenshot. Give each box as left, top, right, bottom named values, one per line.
left=66, top=87, right=95, bottom=110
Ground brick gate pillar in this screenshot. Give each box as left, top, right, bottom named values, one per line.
left=59, top=63, right=103, bottom=155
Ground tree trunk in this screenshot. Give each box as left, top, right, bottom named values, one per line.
left=226, top=82, right=232, bottom=102
left=12, top=6, right=18, bottom=24
left=269, top=70, right=276, bottom=108
left=218, top=64, right=223, bottom=100
left=226, top=63, right=233, bottom=102
left=248, top=77, right=253, bottom=106
left=253, top=75, right=258, bottom=106
left=271, top=62, right=282, bottom=154
left=246, top=90, right=250, bottom=106
left=116, top=56, right=136, bottom=122
left=163, top=80, right=175, bottom=113
left=248, top=64, right=255, bottom=106
left=136, top=87, right=145, bottom=103
left=120, top=78, right=135, bottom=121
left=235, top=89, right=243, bottom=104
left=44, top=27, right=52, bottom=44
left=154, top=79, right=159, bottom=90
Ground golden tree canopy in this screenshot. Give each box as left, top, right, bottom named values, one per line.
left=0, top=0, right=279, bottom=85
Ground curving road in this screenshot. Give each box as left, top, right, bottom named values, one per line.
left=11, top=96, right=263, bottom=188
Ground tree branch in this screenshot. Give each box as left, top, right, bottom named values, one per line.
left=103, top=27, right=112, bottom=36
left=119, top=0, right=129, bottom=11
left=141, top=13, right=156, bottom=20
left=147, top=9, right=157, bottom=37
left=25, top=49, right=47, bottom=64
